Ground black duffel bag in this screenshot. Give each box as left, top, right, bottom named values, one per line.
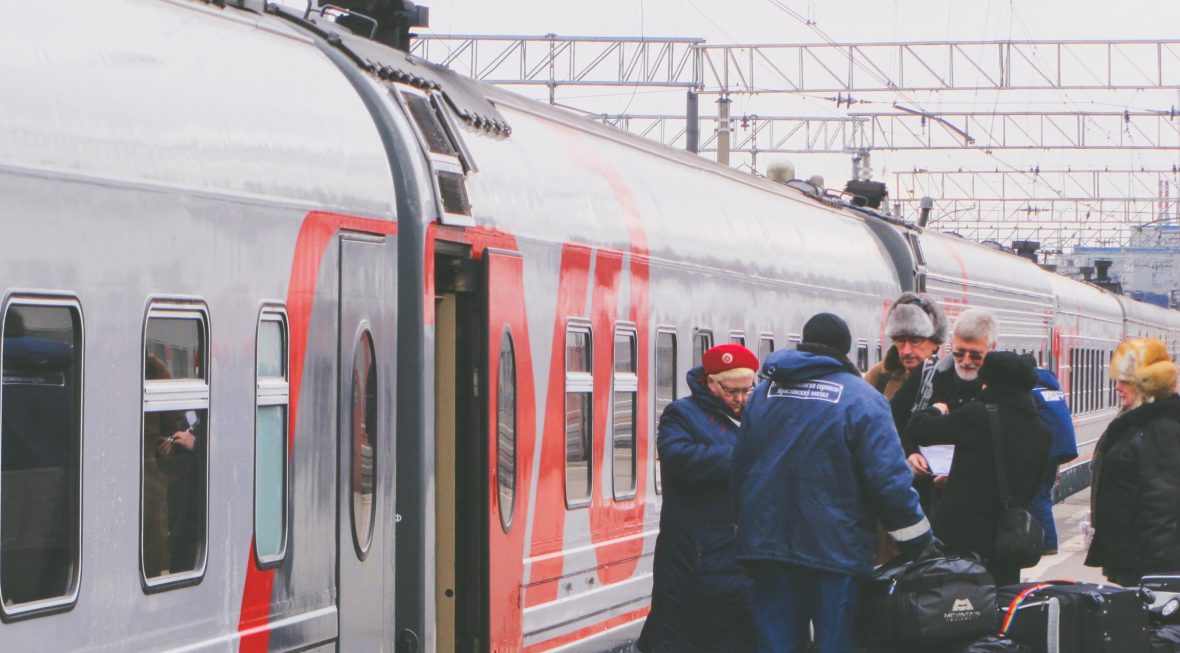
left=951, top=635, right=1032, bottom=652
left=858, top=551, right=997, bottom=648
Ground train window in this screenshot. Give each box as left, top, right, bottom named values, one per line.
left=142, top=304, right=209, bottom=587
left=729, top=332, right=745, bottom=346
left=0, top=300, right=82, bottom=615
left=496, top=329, right=516, bottom=531
left=877, top=341, right=883, bottom=364
left=654, top=330, right=677, bottom=495
left=758, top=335, right=775, bottom=364
left=856, top=341, right=870, bottom=373
left=401, top=90, right=457, bottom=157
left=565, top=324, right=593, bottom=508
left=349, top=330, right=378, bottom=559
left=254, top=310, right=288, bottom=567
left=437, top=171, right=473, bottom=217
left=613, top=328, right=638, bottom=499
left=788, top=335, right=801, bottom=349
left=693, top=329, right=713, bottom=366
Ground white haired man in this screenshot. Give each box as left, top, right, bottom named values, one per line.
left=891, top=308, right=998, bottom=500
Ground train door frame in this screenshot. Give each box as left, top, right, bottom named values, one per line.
left=434, top=241, right=486, bottom=652
left=337, top=232, right=398, bottom=651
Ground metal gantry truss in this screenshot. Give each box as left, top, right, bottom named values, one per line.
left=891, top=168, right=1180, bottom=250
left=695, top=40, right=1180, bottom=94
left=413, top=33, right=1180, bottom=247
left=593, top=110, right=1180, bottom=153
left=414, top=35, right=1180, bottom=93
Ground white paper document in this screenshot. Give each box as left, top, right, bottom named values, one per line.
left=919, top=444, right=954, bottom=476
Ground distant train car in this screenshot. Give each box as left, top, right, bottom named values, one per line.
left=0, top=2, right=1178, bottom=652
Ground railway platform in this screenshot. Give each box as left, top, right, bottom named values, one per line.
left=1024, top=490, right=1104, bottom=584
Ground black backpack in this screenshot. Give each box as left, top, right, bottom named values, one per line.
left=859, top=552, right=998, bottom=647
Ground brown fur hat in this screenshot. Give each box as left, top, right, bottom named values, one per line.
left=1110, top=338, right=1178, bottom=399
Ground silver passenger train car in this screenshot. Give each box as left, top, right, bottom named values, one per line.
left=1, top=1, right=1178, bottom=651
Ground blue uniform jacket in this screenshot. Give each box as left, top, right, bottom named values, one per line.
left=732, top=349, right=930, bottom=577
left=1032, top=368, right=1079, bottom=465
left=638, top=367, right=754, bottom=652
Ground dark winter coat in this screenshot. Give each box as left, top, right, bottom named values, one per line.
left=638, top=366, right=754, bottom=653
left=893, top=355, right=985, bottom=456
left=1085, top=394, right=1180, bottom=579
left=731, top=346, right=930, bottom=578
left=1031, top=368, right=1079, bottom=465
left=905, top=387, right=1051, bottom=560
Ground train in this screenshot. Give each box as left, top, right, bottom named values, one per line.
left=1, top=1, right=1178, bottom=651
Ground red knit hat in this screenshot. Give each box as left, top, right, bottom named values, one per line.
left=702, top=344, right=759, bottom=375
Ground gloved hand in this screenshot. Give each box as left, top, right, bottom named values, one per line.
left=898, top=535, right=943, bottom=562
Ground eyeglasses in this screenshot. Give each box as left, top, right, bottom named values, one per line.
left=951, top=350, right=985, bottom=362
left=718, top=382, right=756, bottom=398
left=893, top=336, right=931, bottom=347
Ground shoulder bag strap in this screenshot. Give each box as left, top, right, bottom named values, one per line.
left=986, top=403, right=1013, bottom=506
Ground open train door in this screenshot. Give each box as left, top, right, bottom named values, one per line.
left=483, top=248, right=529, bottom=652
left=337, top=233, right=398, bottom=651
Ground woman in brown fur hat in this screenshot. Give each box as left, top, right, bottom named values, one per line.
left=1085, top=338, right=1180, bottom=585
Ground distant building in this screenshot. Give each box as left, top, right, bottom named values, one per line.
left=1053, top=225, right=1180, bottom=308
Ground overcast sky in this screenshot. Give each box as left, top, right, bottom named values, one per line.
left=412, top=2, right=1180, bottom=190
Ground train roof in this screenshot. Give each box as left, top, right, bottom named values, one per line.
left=0, top=1, right=396, bottom=219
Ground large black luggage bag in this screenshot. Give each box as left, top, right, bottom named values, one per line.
left=998, top=581, right=1150, bottom=653
left=858, top=553, right=996, bottom=648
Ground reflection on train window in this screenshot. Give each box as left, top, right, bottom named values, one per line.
left=613, top=328, right=638, bottom=499
left=693, top=329, right=713, bottom=366
left=496, top=329, right=516, bottom=531
left=654, top=330, right=677, bottom=495
left=565, top=325, right=593, bottom=508
left=255, top=310, right=288, bottom=567
left=350, top=330, right=377, bottom=559
left=758, top=336, right=774, bottom=364
left=142, top=306, right=208, bottom=585
left=729, top=332, right=745, bottom=346
left=1, top=301, right=82, bottom=613
left=856, top=342, right=869, bottom=373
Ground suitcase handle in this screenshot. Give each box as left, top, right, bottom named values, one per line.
left=998, top=581, right=1080, bottom=636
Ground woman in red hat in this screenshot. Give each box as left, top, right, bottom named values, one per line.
left=638, top=344, right=759, bottom=653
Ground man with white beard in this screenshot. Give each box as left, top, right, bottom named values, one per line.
left=891, top=308, right=998, bottom=500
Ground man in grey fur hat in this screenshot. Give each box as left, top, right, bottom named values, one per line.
left=865, top=292, right=947, bottom=400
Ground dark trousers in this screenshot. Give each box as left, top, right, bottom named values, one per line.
left=749, top=562, right=862, bottom=653
left=1028, top=464, right=1059, bottom=551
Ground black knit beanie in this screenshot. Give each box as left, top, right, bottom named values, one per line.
left=802, top=312, right=852, bottom=355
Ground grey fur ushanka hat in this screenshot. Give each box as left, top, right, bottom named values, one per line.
left=885, top=292, right=949, bottom=344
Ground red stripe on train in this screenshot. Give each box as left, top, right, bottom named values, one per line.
left=238, top=211, right=397, bottom=653
left=521, top=607, right=650, bottom=653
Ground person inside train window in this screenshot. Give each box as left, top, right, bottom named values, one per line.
left=865, top=291, right=947, bottom=400
left=893, top=308, right=998, bottom=502
left=1085, top=339, right=1180, bottom=586
left=638, top=344, right=759, bottom=653
left=905, top=351, right=1051, bottom=585
left=1023, top=354, right=1078, bottom=556
left=143, top=349, right=207, bottom=578
left=733, top=313, right=932, bottom=653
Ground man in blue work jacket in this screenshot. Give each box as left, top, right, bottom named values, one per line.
left=733, top=313, right=932, bottom=653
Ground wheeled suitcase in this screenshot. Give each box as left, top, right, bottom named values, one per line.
left=998, top=581, right=1151, bottom=653
left=1142, top=574, right=1180, bottom=623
